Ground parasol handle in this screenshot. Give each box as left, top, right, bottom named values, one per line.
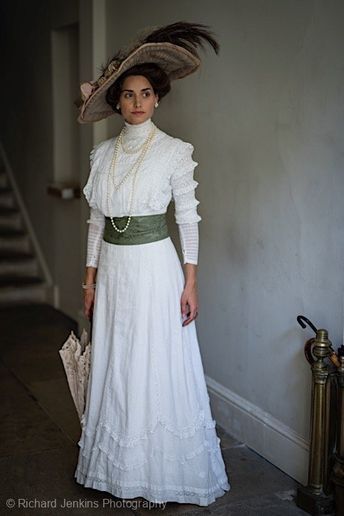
left=90, top=315, right=93, bottom=342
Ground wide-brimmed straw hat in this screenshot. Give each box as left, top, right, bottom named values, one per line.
left=76, top=21, right=219, bottom=123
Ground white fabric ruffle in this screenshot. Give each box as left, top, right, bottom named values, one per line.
left=170, top=142, right=202, bottom=225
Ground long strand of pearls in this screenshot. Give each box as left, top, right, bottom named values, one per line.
left=120, top=127, right=150, bottom=154
left=106, top=124, right=157, bottom=233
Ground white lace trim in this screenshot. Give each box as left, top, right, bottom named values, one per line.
left=85, top=207, right=105, bottom=268
left=79, top=434, right=222, bottom=472
left=82, top=133, right=202, bottom=225
left=178, top=223, right=199, bottom=264
left=171, top=141, right=198, bottom=177
left=75, top=470, right=230, bottom=505
left=59, top=330, right=91, bottom=421
left=89, top=147, right=96, bottom=167
left=80, top=409, right=216, bottom=448
left=174, top=196, right=200, bottom=210
left=76, top=471, right=229, bottom=495
left=83, top=147, right=98, bottom=208
left=172, top=175, right=199, bottom=196
left=171, top=141, right=201, bottom=225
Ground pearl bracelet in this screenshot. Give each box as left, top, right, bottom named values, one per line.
left=82, top=282, right=96, bottom=289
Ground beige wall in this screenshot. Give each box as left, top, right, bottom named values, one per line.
left=104, top=0, right=344, bottom=482
left=1, top=0, right=344, bottom=483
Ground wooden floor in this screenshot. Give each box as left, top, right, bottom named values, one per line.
left=0, top=303, right=310, bottom=515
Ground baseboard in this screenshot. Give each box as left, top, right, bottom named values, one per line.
left=205, top=374, right=309, bottom=485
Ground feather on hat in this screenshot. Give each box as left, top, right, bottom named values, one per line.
left=76, top=21, right=219, bottom=123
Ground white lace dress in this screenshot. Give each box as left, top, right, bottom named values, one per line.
left=74, top=118, right=231, bottom=506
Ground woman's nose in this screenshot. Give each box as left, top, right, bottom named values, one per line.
left=134, top=96, right=141, bottom=107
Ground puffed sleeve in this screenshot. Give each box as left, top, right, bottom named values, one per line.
left=170, top=141, right=202, bottom=224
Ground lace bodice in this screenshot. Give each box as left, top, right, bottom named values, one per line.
left=83, top=118, right=201, bottom=267
left=83, top=118, right=201, bottom=224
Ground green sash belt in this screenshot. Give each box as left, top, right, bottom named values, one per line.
left=103, top=213, right=169, bottom=245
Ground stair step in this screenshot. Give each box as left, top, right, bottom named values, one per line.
left=0, top=227, right=26, bottom=237
left=0, top=187, right=15, bottom=208
left=0, top=207, right=22, bottom=230
left=0, top=250, right=35, bottom=261
left=0, top=173, right=8, bottom=188
left=0, top=275, right=44, bottom=288
left=0, top=178, right=48, bottom=305
left=0, top=206, right=19, bottom=215
left=0, top=281, right=49, bottom=305
left=0, top=230, right=30, bottom=252
left=0, top=250, right=38, bottom=276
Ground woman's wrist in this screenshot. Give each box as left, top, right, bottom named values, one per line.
left=85, top=266, right=97, bottom=283
left=82, top=282, right=96, bottom=290
left=183, top=263, right=197, bottom=286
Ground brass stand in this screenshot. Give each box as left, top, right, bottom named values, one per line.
left=296, top=327, right=335, bottom=515
left=331, top=355, right=344, bottom=514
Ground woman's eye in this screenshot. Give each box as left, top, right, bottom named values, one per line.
left=122, top=91, right=151, bottom=99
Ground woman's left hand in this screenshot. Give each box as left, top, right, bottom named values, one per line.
left=180, top=282, right=199, bottom=326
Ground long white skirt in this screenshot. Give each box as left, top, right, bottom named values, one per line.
left=74, top=236, right=230, bottom=506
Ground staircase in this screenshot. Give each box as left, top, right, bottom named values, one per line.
left=0, top=162, right=52, bottom=305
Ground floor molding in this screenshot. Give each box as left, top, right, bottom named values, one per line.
left=205, top=374, right=309, bottom=485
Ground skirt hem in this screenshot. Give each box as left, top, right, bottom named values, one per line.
left=74, top=470, right=230, bottom=506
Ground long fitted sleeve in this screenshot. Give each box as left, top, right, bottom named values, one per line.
left=178, top=223, right=199, bottom=265
left=83, top=144, right=105, bottom=268
left=86, top=207, right=105, bottom=268
left=171, top=141, right=201, bottom=265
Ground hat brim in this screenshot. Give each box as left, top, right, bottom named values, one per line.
left=78, top=42, right=200, bottom=123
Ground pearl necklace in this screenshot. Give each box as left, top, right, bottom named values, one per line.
left=106, top=124, right=157, bottom=232
left=120, top=129, right=149, bottom=154
left=121, top=119, right=154, bottom=154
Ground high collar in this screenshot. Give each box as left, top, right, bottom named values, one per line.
left=122, top=117, right=154, bottom=143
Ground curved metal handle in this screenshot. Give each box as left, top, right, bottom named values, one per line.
left=297, top=315, right=318, bottom=335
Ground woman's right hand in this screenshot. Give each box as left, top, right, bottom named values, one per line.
left=84, top=288, right=95, bottom=320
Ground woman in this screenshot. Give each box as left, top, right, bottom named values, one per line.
left=75, top=22, right=231, bottom=506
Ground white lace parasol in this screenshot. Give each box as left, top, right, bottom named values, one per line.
left=59, top=325, right=92, bottom=424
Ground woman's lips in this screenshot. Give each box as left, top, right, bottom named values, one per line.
left=132, top=111, right=145, bottom=115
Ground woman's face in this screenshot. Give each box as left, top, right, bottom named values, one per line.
left=118, top=75, right=158, bottom=125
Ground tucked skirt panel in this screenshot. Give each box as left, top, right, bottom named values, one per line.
left=74, top=236, right=230, bottom=505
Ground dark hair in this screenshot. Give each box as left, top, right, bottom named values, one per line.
left=105, top=63, right=171, bottom=114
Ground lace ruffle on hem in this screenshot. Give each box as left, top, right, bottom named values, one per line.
left=75, top=470, right=230, bottom=506
left=75, top=409, right=230, bottom=506
left=80, top=408, right=215, bottom=447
